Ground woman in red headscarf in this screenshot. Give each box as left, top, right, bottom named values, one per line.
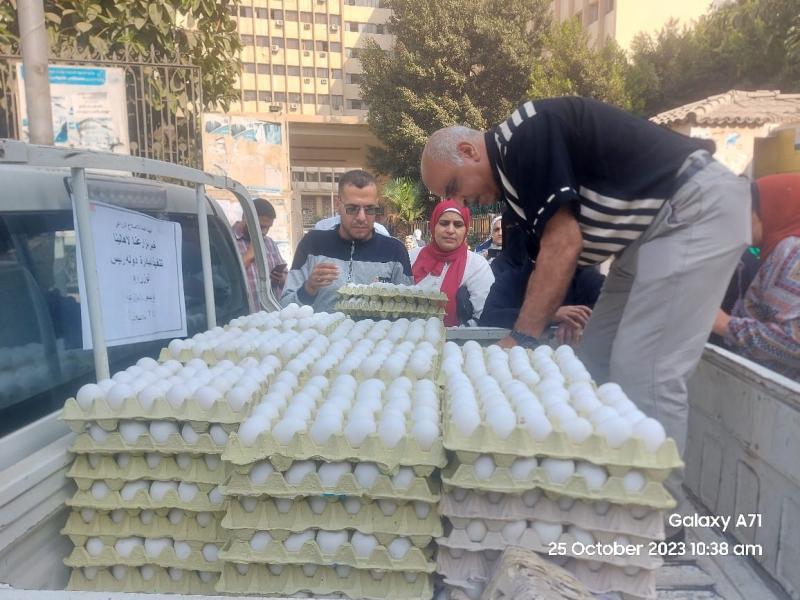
left=410, top=200, right=495, bottom=326
left=712, top=173, right=800, bottom=379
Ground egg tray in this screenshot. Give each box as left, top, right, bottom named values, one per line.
left=441, top=463, right=676, bottom=509
left=439, top=490, right=664, bottom=540
left=222, top=430, right=446, bottom=471
left=223, top=469, right=440, bottom=503
left=216, top=562, right=433, bottom=600
left=62, top=509, right=225, bottom=545
left=220, top=538, right=435, bottom=573
left=438, top=551, right=656, bottom=600
left=65, top=540, right=223, bottom=572
left=334, top=301, right=446, bottom=320
left=63, top=392, right=259, bottom=426
left=67, top=485, right=226, bottom=513
left=337, top=284, right=448, bottom=302
left=223, top=496, right=441, bottom=537
left=70, top=431, right=228, bottom=456
left=68, top=453, right=228, bottom=486
left=438, top=516, right=662, bottom=571
left=442, top=415, right=683, bottom=474
left=67, top=565, right=219, bottom=595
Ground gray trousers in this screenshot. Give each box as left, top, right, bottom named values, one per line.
left=579, top=158, right=751, bottom=462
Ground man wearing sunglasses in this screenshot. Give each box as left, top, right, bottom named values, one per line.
left=281, top=170, right=412, bottom=313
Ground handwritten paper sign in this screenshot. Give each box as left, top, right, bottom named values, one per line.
left=75, top=201, right=187, bottom=349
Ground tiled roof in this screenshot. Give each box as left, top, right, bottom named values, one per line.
left=651, top=90, right=800, bottom=127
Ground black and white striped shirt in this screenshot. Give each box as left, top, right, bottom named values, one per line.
left=485, top=97, right=714, bottom=266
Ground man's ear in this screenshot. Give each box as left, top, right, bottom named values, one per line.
left=457, top=141, right=479, bottom=162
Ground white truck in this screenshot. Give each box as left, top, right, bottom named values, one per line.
left=0, top=142, right=797, bottom=600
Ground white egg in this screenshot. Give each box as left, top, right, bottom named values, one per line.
left=449, top=547, right=465, bottom=559
left=238, top=416, right=269, bottom=447
left=558, top=496, right=576, bottom=511
left=502, top=520, right=527, bottom=543
left=249, top=460, right=274, bottom=484
left=165, top=384, right=190, bottom=410
left=473, top=455, right=496, bottom=481
left=593, top=501, right=611, bottom=515
left=120, top=481, right=148, bottom=501
left=85, top=537, right=105, bottom=557
left=522, top=489, right=542, bottom=507
left=377, top=418, right=405, bottom=448
left=193, top=386, right=222, bottom=410
left=487, top=408, right=517, bottom=439
left=90, top=480, right=110, bottom=499
left=561, top=417, right=594, bottom=443
left=391, top=467, right=415, bottom=489
left=569, top=525, right=595, bottom=546
left=234, top=563, right=250, bottom=576
left=308, top=496, right=329, bottom=514
left=633, top=418, right=667, bottom=452
left=351, top=532, right=378, bottom=558
left=112, top=565, right=128, bottom=581
left=540, top=458, right=575, bottom=485
left=272, top=417, right=307, bottom=445
left=114, top=453, right=130, bottom=469
left=139, top=509, right=155, bottom=525
left=76, top=383, right=102, bottom=410
left=343, top=497, right=362, bottom=515
left=80, top=508, right=96, bottom=523
left=597, top=417, right=632, bottom=448
left=452, top=487, right=468, bottom=502
left=198, top=571, right=215, bottom=583
left=145, top=453, right=162, bottom=469
left=318, top=462, right=352, bottom=487
left=623, top=470, right=646, bottom=493
left=524, top=413, right=553, bottom=441
left=274, top=498, right=293, bottom=513
left=285, top=460, right=316, bottom=485
left=509, top=457, right=538, bottom=481
left=137, top=386, right=161, bottom=412
left=466, top=519, right=488, bottom=542
left=532, top=521, right=563, bottom=545
left=411, top=420, right=439, bottom=451
left=317, top=529, right=349, bottom=554
left=452, top=408, right=481, bottom=437
left=388, top=537, right=412, bottom=559
left=88, top=424, right=109, bottom=442
left=119, top=421, right=148, bottom=444
left=226, top=387, right=252, bottom=412
left=240, top=497, right=258, bottom=513
left=284, top=529, right=315, bottom=552
left=378, top=499, right=398, bottom=516
left=110, top=508, right=125, bottom=524
left=208, top=485, right=224, bottom=505
left=173, top=541, right=191, bottom=560
left=82, top=566, right=98, bottom=580
left=176, top=453, right=192, bottom=470
left=209, top=424, right=229, bottom=446
left=106, top=383, right=134, bottom=409
left=204, top=454, right=221, bottom=471
left=167, top=508, right=185, bottom=524
left=148, top=480, right=177, bottom=501
left=310, top=414, right=342, bottom=445
left=250, top=531, right=272, bottom=551
left=589, top=405, right=618, bottom=425
left=267, top=564, right=284, bottom=576
left=630, top=505, right=650, bottom=519
left=114, top=537, right=143, bottom=557
left=149, top=421, right=179, bottom=443
left=576, top=462, right=608, bottom=490
left=202, top=543, right=219, bottom=563
left=413, top=501, right=432, bottom=519
left=302, top=563, right=319, bottom=577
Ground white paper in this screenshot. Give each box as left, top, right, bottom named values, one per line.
left=74, top=200, right=187, bottom=349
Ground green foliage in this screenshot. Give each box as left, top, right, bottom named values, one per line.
left=382, top=177, right=427, bottom=234
left=528, top=18, right=634, bottom=111
left=628, top=0, right=800, bottom=116
left=360, top=0, right=551, bottom=180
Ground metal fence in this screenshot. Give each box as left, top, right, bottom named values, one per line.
left=0, top=45, right=203, bottom=169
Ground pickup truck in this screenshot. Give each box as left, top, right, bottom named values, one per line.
left=0, top=143, right=796, bottom=600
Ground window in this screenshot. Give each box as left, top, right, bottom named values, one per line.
left=332, top=94, right=343, bottom=109
left=243, top=63, right=256, bottom=74
left=303, top=67, right=315, bottom=77
left=0, top=205, right=247, bottom=436
left=240, top=34, right=254, bottom=45
left=306, top=171, right=320, bottom=183
left=329, top=42, right=341, bottom=53
left=348, top=99, right=365, bottom=110
left=302, top=40, right=314, bottom=51
left=314, top=12, right=327, bottom=24
left=255, top=8, right=268, bottom=19
left=346, top=73, right=362, bottom=84
left=346, top=21, right=359, bottom=32
left=286, top=39, right=300, bottom=50
left=606, top=0, right=614, bottom=12
left=272, top=64, right=286, bottom=76
left=258, top=91, right=272, bottom=102
left=292, top=171, right=305, bottom=182
left=270, top=8, right=283, bottom=19
left=243, top=90, right=257, bottom=101
left=318, top=95, right=331, bottom=105
left=575, top=10, right=583, bottom=23
left=284, top=10, right=298, bottom=21
left=304, top=94, right=316, bottom=104
left=256, top=35, right=270, bottom=47
left=316, top=67, right=328, bottom=78
left=315, top=40, right=329, bottom=52
left=329, top=15, right=341, bottom=27
left=346, top=47, right=361, bottom=58
left=300, top=11, right=313, bottom=23
left=270, top=38, right=285, bottom=48
left=331, top=68, right=342, bottom=79
left=289, top=93, right=302, bottom=104
left=239, top=6, right=253, bottom=17
left=274, top=92, right=287, bottom=102
left=588, top=2, right=599, bottom=24
left=287, top=65, right=301, bottom=76
left=257, top=64, right=270, bottom=75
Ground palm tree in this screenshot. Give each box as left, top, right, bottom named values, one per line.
left=381, top=177, right=426, bottom=237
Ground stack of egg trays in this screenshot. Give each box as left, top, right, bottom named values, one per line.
left=438, top=392, right=683, bottom=600
left=62, top=360, right=268, bottom=594
left=335, top=284, right=447, bottom=320
left=218, top=411, right=447, bottom=598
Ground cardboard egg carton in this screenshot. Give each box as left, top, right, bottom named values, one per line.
left=441, top=462, right=676, bottom=509
left=438, top=516, right=662, bottom=570
left=220, top=537, right=435, bottom=573
left=70, top=431, right=228, bottom=455
left=67, top=483, right=226, bottom=512
left=68, top=454, right=228, bottom=486
left=223, top=469, right=440, bottom=503
left=439, top=489, right=664, bottom=540
left=223, top=496, right=441, bottom=536
left=437, top=550, right=656, bottom=599
left=334, top=300, right=446, bottom=320
left=442, top=413, right=683, bottom=473
left=337, top=284, right=447, bottom=301
left=215, top=562, right=433, bottom=599
left=63, top=391, right=260, bottom=425
left=62, top=509, right=225, bottom=545
left=67, top=565, right=218, bottom=594
left=223, top=430, right=445, bottom=471
left=65, top=539, right=223, bottom=572
left=228, top=526, right=433, bottom=550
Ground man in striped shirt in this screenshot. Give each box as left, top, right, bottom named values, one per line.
left=421, top=97, right=750, bottom=462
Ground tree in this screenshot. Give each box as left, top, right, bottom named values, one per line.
left=628, top=0, right=800, bottom=116
left=381, top=177, right=427, bottom=236
left=360, top=0, right=551, bottom=180
left=528, top=18, right=635, bottom=111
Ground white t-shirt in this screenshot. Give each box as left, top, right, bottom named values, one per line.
left=314, top=215, right=390, bottom=236
left=409, top=247, right=495, bottom=322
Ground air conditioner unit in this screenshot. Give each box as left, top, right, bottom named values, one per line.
left=330, top=24, right=339, bottom=31
left=303, top=23, right=311, bottom=30
left=289, top=103, right=299, bottom=110
left=320, top=51, right=327, bottom=58
left=303, top=50, right=311, bottom=56
left=321, top=78, right=328, bottom=85
left=303, top=78, right=311, bottom=83
left=269, top=103, right=282, bottom=112
left=275, top=19, right=283, bottom=27
left=271, top=45, right=280, bottom=52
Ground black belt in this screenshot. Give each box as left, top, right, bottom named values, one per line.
left=672, top=151, right=713, bottom=196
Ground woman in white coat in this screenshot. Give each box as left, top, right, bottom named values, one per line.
left=410, top=200, right=495, bottom=326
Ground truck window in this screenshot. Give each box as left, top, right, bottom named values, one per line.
left=0, top=209, right=249, bottom=436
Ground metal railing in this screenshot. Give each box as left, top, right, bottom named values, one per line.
left=0, top=139, right=278, bottom=381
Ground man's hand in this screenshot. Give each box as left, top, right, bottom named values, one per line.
left=497, top=335, right=517, bottom=349
left=555, top=322, right=582, bottom=347
left=553, top=305, right=592, bottom=329
left=303, top=262, right=340, bottom=296
left=712, top=309, right=731, bottom=337
left=243, top=243, right=255, bottom=267
left=270, top=265, right=288, bottom=287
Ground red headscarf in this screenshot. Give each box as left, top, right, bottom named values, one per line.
left=412, top=200, right=471, bottom=326
left=755, top=174, right=800, bottom=259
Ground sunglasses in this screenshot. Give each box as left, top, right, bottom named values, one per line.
left=344, top=204, right=379, bottom=216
